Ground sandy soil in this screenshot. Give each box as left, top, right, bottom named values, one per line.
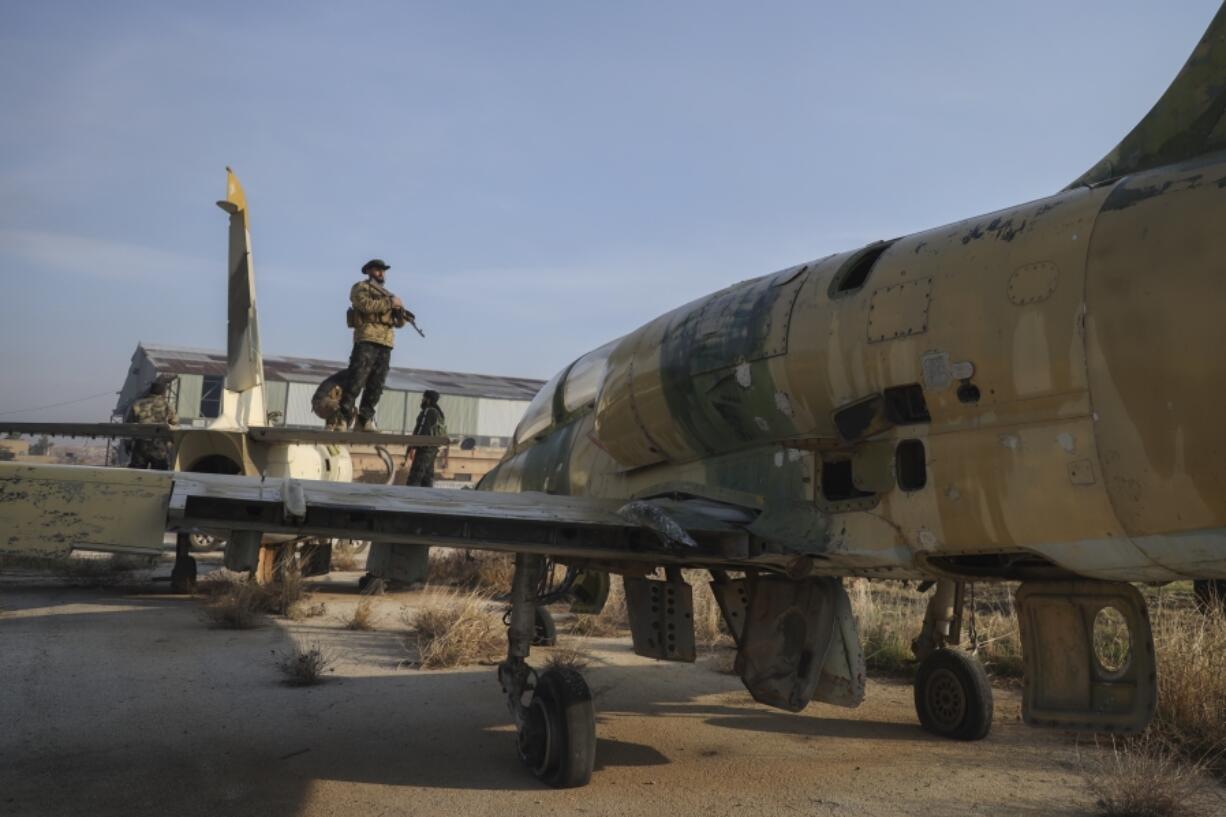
left=0, top=566, right=1218, bottom=817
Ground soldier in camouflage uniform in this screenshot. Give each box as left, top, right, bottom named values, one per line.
left=127, top=379, right=177, bottom=470
left=340, top=258, right=411, bottom=431
left=406, top=390, right=446, bottom=487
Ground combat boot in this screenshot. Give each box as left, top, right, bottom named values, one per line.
left=355, top=417, right=379, bottom=433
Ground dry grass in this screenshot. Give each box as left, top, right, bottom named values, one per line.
left=201, top=579, right=269, bottom=629
left=330, top=549, right=361, bottom=572
left=346, top=598, right=376, bottom=631
left=544, top=645, right=591, bottom=673
left=277, top=642, right=335, bottom=686
left=273, top=562, right=309, bottom=617
left=1082, top=734, right=1211, bottom=817
left=403, top=590, right=504, bottom=669
left=848, top=580, right=926, bottom=674
left=1148, top=594, right=1226, bottom=776
left=847, top=580, right=1024, bottom=678
left=426, top=550, right=515, bottom=594
left=687, top=570, right=735, bottom=649
left=198, top=564, right=320, bottom=626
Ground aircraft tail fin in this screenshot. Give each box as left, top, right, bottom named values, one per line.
left=1066, top=3, right=1226, bottom=189
left=215, top=168, right=267, bottom=428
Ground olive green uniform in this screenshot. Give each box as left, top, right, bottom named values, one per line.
left=341, top=279, right=405, bottom=425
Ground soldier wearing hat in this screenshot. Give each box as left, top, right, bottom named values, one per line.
left=340, top=258, right=412, bottom=431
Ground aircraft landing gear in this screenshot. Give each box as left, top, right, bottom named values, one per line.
left=170, top=531, right=197, bottom=594
left=499, top=553, right=596, bottom=788
left=914, top=648, right=993, bottom=740
left=911, top=579, right=992, bottom=741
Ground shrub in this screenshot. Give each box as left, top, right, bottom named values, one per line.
left=346, top=598, right=376, bottom=631
left=1082, top=734, right=1209, bottom=817
left=277, top=642, right=335, bottom=686
left=426, top=550, right=515, bottom=594
left=403, top=590, right=504, bottom=669
left=202, top=580, right=268, bottom=629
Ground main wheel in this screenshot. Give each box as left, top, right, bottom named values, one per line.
left=517, top=667, right=596, bottom=788
left=914, top=649, right=993, bottom=741
left=533, top=605, right=558, bottom=647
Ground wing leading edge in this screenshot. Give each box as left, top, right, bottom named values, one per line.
left=0, top=462, right=748, bottom=563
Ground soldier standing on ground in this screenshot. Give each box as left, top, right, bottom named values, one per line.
left=126, top=379, right=177, bottom=470
left=341, top=258, right=412, bottom=431
left=406, top=390, right=446, bottom=487
left=361, top=390, right=446, bottom=594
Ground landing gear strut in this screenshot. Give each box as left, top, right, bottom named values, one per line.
left=170, top=531, right=197, bottom=594
left=911, top=579, right=992, bottom=740
left=498, top=554, right=596, bottom=787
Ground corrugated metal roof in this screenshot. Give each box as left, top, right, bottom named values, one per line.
left=139, top=344, right=545, bottom=401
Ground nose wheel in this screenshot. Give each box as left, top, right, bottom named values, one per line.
left=914, top=648, right=993, bottom=741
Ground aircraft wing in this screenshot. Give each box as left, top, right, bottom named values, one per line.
left=0, top=421, right=451, bottom=448
left=0, top=462, right=749, bottom=563
left=245, top=428, right=451, bottom=447
left=0, top=421, right=172, bottom=440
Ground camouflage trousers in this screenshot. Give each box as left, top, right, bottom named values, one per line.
left=129, top=440, right=171, bottom=470
left=406, top=446, right=438, bottom=487
left=340, top=341, right=391, bottom=424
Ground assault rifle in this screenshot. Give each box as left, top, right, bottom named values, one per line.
left=393, top=306, right=426, bottom=338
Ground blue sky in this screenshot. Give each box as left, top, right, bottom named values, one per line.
left=0, top=1, right=1219, bottom=420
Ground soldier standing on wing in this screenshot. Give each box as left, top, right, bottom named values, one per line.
left=406, top=390, right=446, bottom=487
left=126, top=378, right=178, bottom=470
left=340, top=258, right=412, bottom=431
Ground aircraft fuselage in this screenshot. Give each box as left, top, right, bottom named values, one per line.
left=485, top=152, right=1226, bottom=584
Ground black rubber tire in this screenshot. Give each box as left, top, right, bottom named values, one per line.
left=1194, top=580, right=1226, bottom=615
left=914, top=649, right=993, bottom=741
left=517, top=667, right=596, bottom=788
left=533, top=605, right=558, bottom=647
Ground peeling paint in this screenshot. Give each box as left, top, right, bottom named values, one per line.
left=774, top=391, right=794, bottom=417
left=1000, top=434, right=1021, bottom=450
left=1057, top=432, right=1077, bottom=454
left=735, top=362, right=752, bottom=388
left=961, top=216, right=1027, bottom=244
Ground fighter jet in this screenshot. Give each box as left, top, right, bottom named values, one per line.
left=4, top=3, right=1226, bottom=789
left=0, top=168, right=449, bottom=585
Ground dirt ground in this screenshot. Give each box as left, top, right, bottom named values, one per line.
left=0, top=563, right=1219, bottom=817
